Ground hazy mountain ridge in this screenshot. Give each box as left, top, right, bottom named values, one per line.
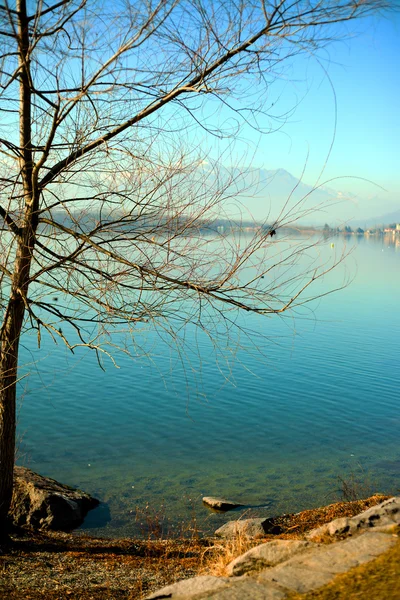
left=349, top=209, right=400, bottom=228
left=226, top=166, right=347, bottom=226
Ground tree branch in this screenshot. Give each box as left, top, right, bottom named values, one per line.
left=0, top=204, right=21, bottom=236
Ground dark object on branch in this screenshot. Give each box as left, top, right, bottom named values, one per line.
left=270, top=229, right=276, bottom=237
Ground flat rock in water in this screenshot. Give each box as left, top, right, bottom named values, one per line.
left=10, top=466, right=99, bottom=531
left=202, top=496, right=242, bottom=511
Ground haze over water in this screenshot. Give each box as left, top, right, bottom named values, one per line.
left=17, top=234, right=400, bottom=538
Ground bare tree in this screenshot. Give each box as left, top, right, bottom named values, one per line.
left=0, top=0, right=390, bottom=537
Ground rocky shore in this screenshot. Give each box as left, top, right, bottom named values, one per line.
left=1, top=469, right=399, bottom=599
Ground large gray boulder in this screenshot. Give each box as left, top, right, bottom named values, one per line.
left=226, top=540, right=314, bottom=576
left=307, top=496, right=400, bottom=541
left=10, top=466, right=99, bottom=531
left=259, top=531, right=396, bottom=595
left=146, top=575, right=231, bottom=599
left=147, top=577, right=286, bottom=600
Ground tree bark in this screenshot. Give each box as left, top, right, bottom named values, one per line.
left=0, top=304, right=22, bottom=535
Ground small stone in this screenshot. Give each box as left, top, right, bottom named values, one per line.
left=215, top=516, right=283, bottom=539
left=216, top=518, right=268, bottom=539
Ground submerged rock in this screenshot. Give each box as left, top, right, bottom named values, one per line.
left=202, top=496, right=242, bottom=511
left=10, top=466, right=99, bottom=531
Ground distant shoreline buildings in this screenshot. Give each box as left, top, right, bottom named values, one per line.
left=322, top=223, right=400, bottom=237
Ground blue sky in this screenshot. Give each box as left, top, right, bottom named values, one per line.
left=205, top=12, right=400, bottom=224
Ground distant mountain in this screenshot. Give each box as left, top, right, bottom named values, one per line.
left=202, top=165, right=339, bottom=225
left=349, top=209, right=400, bottom=228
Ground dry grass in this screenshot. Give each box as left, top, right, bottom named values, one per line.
left=200, top=531, right=258, bottom=577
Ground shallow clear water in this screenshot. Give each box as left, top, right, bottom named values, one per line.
left=17, top=234, right=400, bottom=538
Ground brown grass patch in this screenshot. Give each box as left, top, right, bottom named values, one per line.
left=0, top=530, right=208, bottom=600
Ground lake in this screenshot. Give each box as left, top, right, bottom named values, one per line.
left=16, top=233, right=400, bottom=538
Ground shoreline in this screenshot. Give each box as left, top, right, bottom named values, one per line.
left=1, top=494, right=391, bottom=599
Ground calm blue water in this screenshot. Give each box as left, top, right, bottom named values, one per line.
left=17, top=234, right=400, bottom=538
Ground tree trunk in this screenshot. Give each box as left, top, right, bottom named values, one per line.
left=0, top=390, right=15, bottom=535
left=0, top=297, right=25, bottom=538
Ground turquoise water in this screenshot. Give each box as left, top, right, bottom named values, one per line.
left=17, top=234, right=400, bottom=538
